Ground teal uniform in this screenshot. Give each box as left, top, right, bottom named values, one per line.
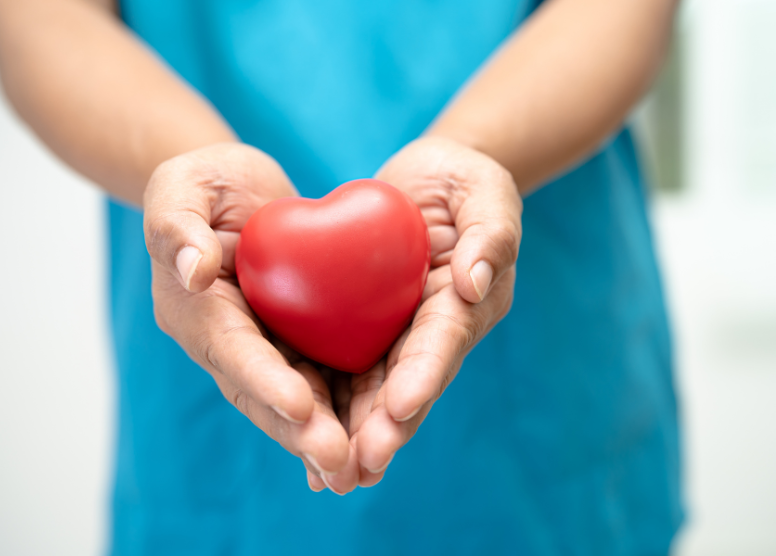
left=109, top=1, right=683, bottom=554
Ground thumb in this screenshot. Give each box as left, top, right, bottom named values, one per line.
left=143, top=156, right=223, bottom=293
left=450, top=166, right=522, bottom=303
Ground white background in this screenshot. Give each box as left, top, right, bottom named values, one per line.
left=1, top=0, right=775, bottom=554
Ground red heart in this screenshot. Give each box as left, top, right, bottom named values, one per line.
left=235, top=179, right=430, bottom=373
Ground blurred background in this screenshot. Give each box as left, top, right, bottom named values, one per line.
left=1, top=0, right=774, bottom=554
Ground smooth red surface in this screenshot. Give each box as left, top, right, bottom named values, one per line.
left=235, top=179, right=430, bottom=373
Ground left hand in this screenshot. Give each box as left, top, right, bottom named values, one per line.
left=307, top=137, right=523, bottom=490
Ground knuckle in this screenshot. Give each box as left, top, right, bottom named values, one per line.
left=232, top=387, right=249, bottom=415
left=231, top=384, right=271, bottom=435
left=201, top=332, right=224, bottom=373
left=463, top=308, right=488, bottom=341
left=413, top=311, right=475, bottom=351
left=190, top=330, right=216, bottom=371
left=198, top=325, right=255, bottom=376
left=490, top=221, right=520, bottom=266
left=143, top=211, right=175, bottom=259
left=146, top=210, right=197, bottom=260
left=232, top=387, right=268, bottom=435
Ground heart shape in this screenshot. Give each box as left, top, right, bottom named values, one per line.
left=235, top=179, right=430, bottom=373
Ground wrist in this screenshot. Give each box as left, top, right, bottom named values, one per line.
left=424, top=118, right=494, bottom=158
left=424, top=120, right=532, bottom=195
left=420, top=126, right=532, bottom=200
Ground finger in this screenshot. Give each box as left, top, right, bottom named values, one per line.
left=143, top=154, right=225, bottom=293
left=331, top=371, right=353, bottom=434
left=348, top=359, right=388, bottom=437
left=353, top=434, right=385, bottom=487
left=384, top=285, right=469, bottom=422
left=349, top=348, right=404, bottom=484
left=294, top=361, right=334, bottom=413
left=268, top=337, right=306, bottom=366
left=422, top=265, right=454, bottom=302
left=351, top=344, right=407, bottom=480
left=357, top=404, right=429, bottom=475
left=214, top=230, right=239, bottom=276
left=296, top=364, right=359, bottom=494
left=384, top=273, right=514, bottom=422
left=301, top=440, right=360, bottom=495
left=210, top=368, right=351, bottom=475
left=358, top=464, right=385, bottom=488
left=420, top=206, right=453, bottom=227
left=449, top=162, right=522, bottom=303
left=428, top=224, right=458, bottom=267
left=314, top=440, right=360, bottom=495
left=154, top=269, right=315, bottom=424
left=307, top=470, right=326, bottom=492
left=143, top=144, right=296, bottom=293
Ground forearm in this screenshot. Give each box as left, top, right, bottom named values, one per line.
left=0, top=0, right=236, bottom=206
left=428, top=0, right=678, bottom=196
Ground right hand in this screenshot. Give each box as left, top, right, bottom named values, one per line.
left=306, top=138, right=521, bottom=490
left=143, top=143, right=359, bottom=494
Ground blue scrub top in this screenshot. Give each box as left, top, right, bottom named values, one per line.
left=109, top=1, right=683, bottom=554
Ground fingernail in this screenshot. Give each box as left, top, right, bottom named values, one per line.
left=358, top=473, right=385, bottom=488
left=176, top=246, right=202, bottom=292
left=394, top=405, right=421, bottom=423
left=470, top=260, right=493, bottom=301
left=319, top=473, right=345, bottom=496
left=303, top=453, right=344, bottom=495
left=302, top=452, right=335, bottom=476
left=271, top=405, right=305, bottom=425
left=367, top=453, right=394, bottom=475
left=307, top=472, right=325, bottom=493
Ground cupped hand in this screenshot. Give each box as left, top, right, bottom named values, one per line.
left=143, top=143, right=359, bottom=494
left=338, top=137, right=523, bottom=486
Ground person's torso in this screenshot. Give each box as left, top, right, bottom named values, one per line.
left=108, top=1, right=683, bottom=554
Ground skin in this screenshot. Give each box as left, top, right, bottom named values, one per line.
left=0, top=0, right=678, bottom=494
